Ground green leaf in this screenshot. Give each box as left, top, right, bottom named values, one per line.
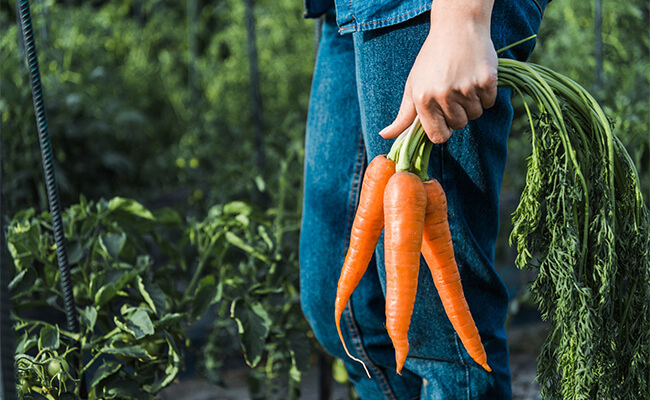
left=257, top=225, right=273, bottom=251
left=190, top=275, right=218, bottom=322
left=14, top=332, right=36, bottom=354
left=79, top=306, right=97, bottom=331
left=80, top=215, right=97, bottom=238
left=103, top=376, right=150, bottom=400
left=224, top=201, right=252, bottom=216
left=225, top=231, right=271, bottom=264
left=99, top=232, right=126, bottom=260
left=95, top=284, right=117, bottom=307
left=115, top=308, right=154, bottom=340
left=231, top=300, right=272, bottom=367
left=287, top=330, right=311, bottom=372
left=102, top=263, right=144, bottom=295
left=150, top=335, right=181, bottom=393
left=254, top=175, right=266, bottom=192
left=152, top=207, right=182, bottom=225
left=154, top=313, right=184, bottom=329
left=101, top=343, right=154, bottom=360
left=38, top=324, right=60, bottom=351
left=107, top=197, right=155, bottom=220
left=235, top=213, right=250, bottom=227
left=90, top=361, right=121, bottom=387
left=332, top=359, right=349, bottom=383
left=67, top=241, right=84, bottom=265
left=8, top=267, right=37, bottom=297
left=137, top=276, right=166, bottom=316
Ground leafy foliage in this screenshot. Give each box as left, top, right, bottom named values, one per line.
left=190, top=156, right=310, bottom=400
left=530, top=0, right=649, bottom=198
left=500, top=0, right=649, bottom=336
left=0, top=0, right=313, bottom=216
left=8, top=196, right=187, bottom=399
left=8, top=169, right=312, bottom=399
left=500, top=59, right=650, bottom=399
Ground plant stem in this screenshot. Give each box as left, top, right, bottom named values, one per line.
left=388, top=117, right=431, bottom=180
left=184, top=233, right=220, bottom=299
left=31, top=385, right=57, bottom=400
left=496, top=34, right=538, bottom=54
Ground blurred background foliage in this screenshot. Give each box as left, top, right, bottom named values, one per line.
left=1, top=0, right=648, bottom=396
left=1, top=0, right=313, bottom=219
left=1, top=0, right=646, bottom=222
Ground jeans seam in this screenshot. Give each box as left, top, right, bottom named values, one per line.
left=453, top=334, right=471, bottom=400
left=348, top=0, right=355, bottom=29
left=530, top=0, right=544, bottom=15
left=342, top=132, right=398, bottom=400
left=339, top=3, right=431, bottom=34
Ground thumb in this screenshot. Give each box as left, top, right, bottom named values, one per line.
left=379, top=85, right=417, bottom=139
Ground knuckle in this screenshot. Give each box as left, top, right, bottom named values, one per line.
left=430, top=129, right=452, bottom=144
left=449, top=120, right=468, bottom=131
left=457, top=81, right=475, bottom=97
left=413, top=90, right=430, bottom=108
left=477, top=66, right=498, bottom=88
left=427, top=86, right=448, bottom=103
left=448, top=115, right=468, bottom=130
left=468, top=107, right=483, bottom=120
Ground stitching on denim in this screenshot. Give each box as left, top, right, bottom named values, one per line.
left=339, top=3, right=430, bottom=34
left=346, top=300, right=399, bottom=400
left=453, top=334, right=471, bottom=400
left=342, top=133, right=398, bottom=400
left=531, top=0, right=544, bottom=15
left=348, top=0, right=355, bottom=28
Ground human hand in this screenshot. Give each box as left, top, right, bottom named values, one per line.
left=379, top=0, right=497, bottom=143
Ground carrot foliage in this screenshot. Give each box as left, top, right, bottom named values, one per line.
left=499, top=59, right=650, bottom=400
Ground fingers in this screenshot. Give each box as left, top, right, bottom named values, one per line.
left=476, top=70, right=498, bottom=109
left=379, top=81, right=418, bottom=139
left=412, top=79, right=497, bottom=143
left=380, top=69, right=498, bottom=143
left=414, top=99, right=452, bottom=144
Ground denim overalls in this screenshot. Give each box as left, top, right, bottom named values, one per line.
left=299, top=1, right=547, bottom=398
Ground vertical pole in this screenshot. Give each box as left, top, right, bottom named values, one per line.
left=594, top=0, right=603, bottom=91
left=244, top=0, right=265, bottom=173
left=17, top=0, right=78, bottom=338
left=187, top=0, right=200, bottom=100
left=17, top=2, right=84, bottom=393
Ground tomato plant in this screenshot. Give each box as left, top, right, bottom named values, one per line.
left=8, top=160, right=313, bottom=399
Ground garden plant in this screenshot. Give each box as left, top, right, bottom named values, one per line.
left=1, top=0, right=648, bottom=399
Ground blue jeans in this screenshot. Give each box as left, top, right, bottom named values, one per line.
left=300, top=2, right=546, bottom=398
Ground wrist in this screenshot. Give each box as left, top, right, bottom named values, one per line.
left=430, top=0, right=494, bottom=28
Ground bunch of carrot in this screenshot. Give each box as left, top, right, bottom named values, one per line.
left=334, top=54, right=649, bottom=397
left=334, top=118, right=490, bottom=376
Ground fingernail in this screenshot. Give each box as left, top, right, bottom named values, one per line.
left=378, top=126, right=390, bottom=137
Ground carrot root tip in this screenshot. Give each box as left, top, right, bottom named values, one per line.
left=337, top=322, right=371, bottom=379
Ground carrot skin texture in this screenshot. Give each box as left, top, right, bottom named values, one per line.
left=420, top=179, right=491, bottom=372
left=383, top=171, right=427, bottom=375
left=334, top=154, right=395, bottom=376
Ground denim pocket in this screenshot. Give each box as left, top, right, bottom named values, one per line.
left=531, top=0, right=546, bottom=16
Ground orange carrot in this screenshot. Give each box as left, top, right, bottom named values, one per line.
left=335, top=154, right=395, bottom=377
left=420, top=179, right=491, bottom=372
left=383, top=171, right=427, bottom=374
